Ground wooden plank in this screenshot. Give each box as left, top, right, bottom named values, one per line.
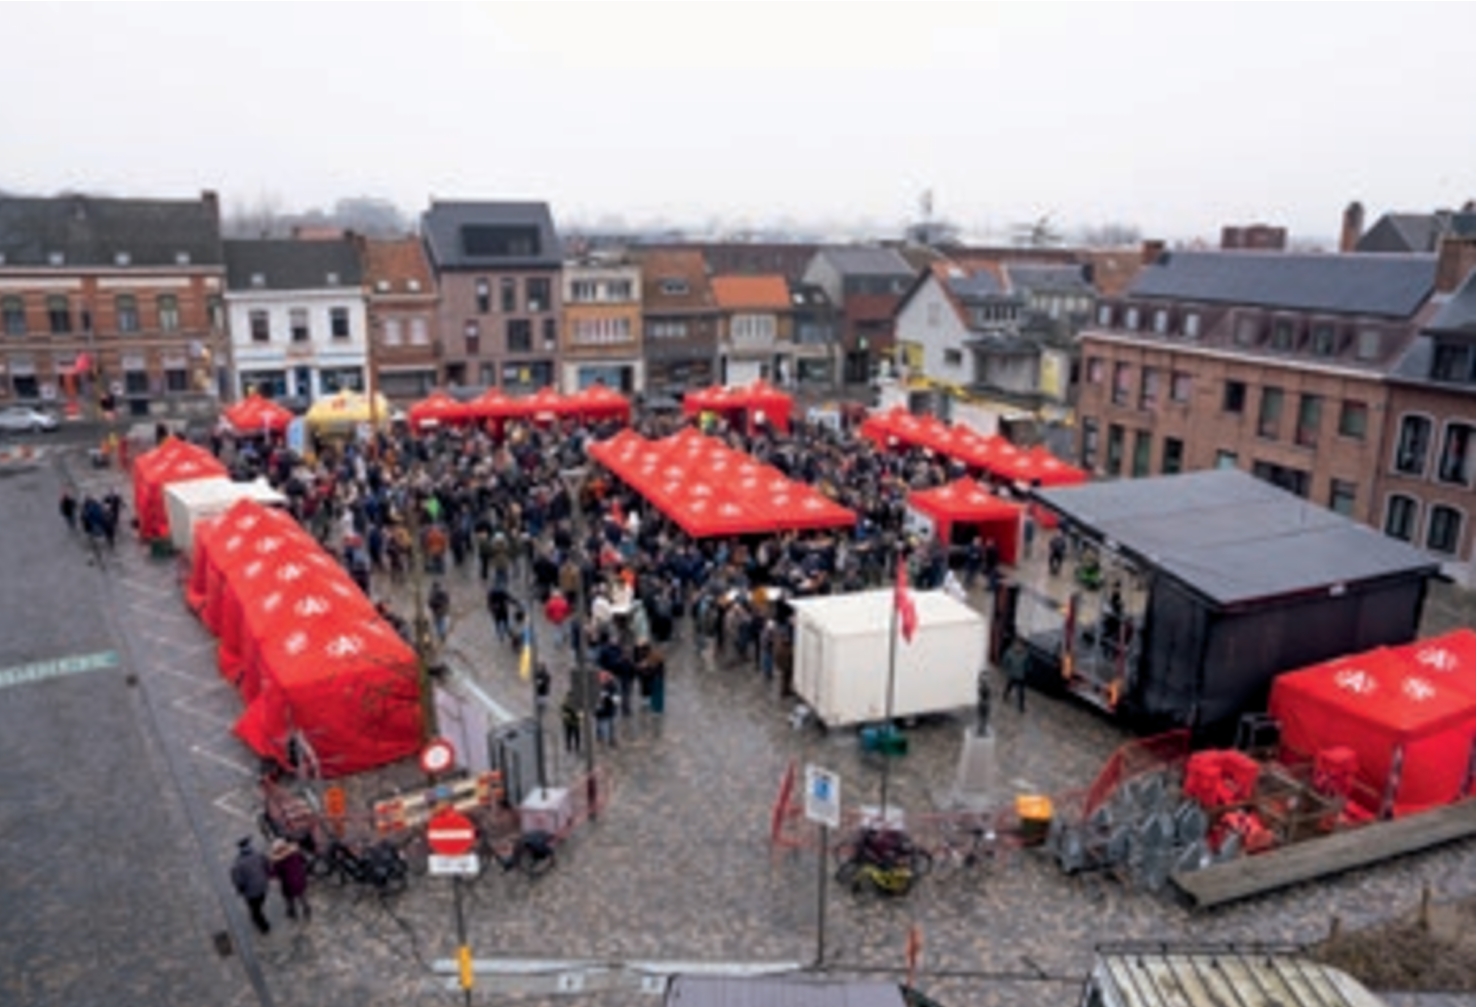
left=1173, top=798, right=1475, bottom=909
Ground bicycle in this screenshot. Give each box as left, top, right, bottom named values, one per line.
left=476, top=829, right=557, bottom=880
left=938, top=816, right=999, bottom=872
left=835, top=857, right=917, bottom=897
left=832, top=825, right=933, bottom=880
left=318, top=837, right=410, bottom=895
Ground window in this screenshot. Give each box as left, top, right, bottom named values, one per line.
left=1105, top=424, right=1125, bottom=476
left=1252, top=460, right=1310, bottom=498
left=1152, top=309, right=1169, bottom=334
left=1355, top=329, right=1382, bottom=361
left=463, top=319, right=480, bottom=356
left=1426, top=505, right=1463, bottom=555
left=648, top=320, right=688, bottom=340
left=330, top=307, right=350, bottom=339
left=1257, top=386, right=1284, bottom=439
left=1138, top=368, right=1160, bottom=410
left=250, top=272, right=266, bottom=288
left=383, top=318, right=403, bottom=347
left=606, top=279, right=633, bottom=301
left=1215, top=449, right=1238, bottom=470
left=1096, top=304, right=1114, bottom=327
left=1393, top=415, right=1432, bottom=475
left=12, top=375, right=38, bottom=399
left=1384, top=494, right=1418, bottom=541
left=542, top=317, right=557, bottom=348
left=249, top=310, right=270, bottom=343
left=1328, top=479, right=1357, bottom=517
left=506, top=319, right=532, bottom=354
left=1234, top=315, right=1260, bottom=346
left=115, top=295, right=139, bottom=333
left=1223, top=380, right=1246, bottom=414
left=1270, top=318, right=1295, bottom=351
left=1131, top=430, right=1151, bottom=477
left=499, top=277, right=516, bottom=312
left=2, top=296, right=24, bottom=335
left=1081, top=418, right=1099, bottom=468
left=943, top=348, right=963, bottom=368
left=289, top=309, right=309, bottom=342
left=410, top=317, right=430, bottom=345
left=1161, top=437, right=1184, bottom=475
left=1295, top=393, right=1322, bottom=448
left=475, top=278, right=491, bottom=313
left=1170, top=371, right=1192, bottom=403
left=165, top=368, right=189, bottom=393
left=47, top=295, right=71, bottom=334
left=660, top=278, right=690, bottom=297
left=124, top=369, right=150, bottom=395
left=1182, top=312, right=1201, bottom=338
left=157, top=295, right=179, bottom=333
left=1437, top=423, right=1475, bottom=486
left=1310, top=322, right=1337, bottom=357
left=1124, top=307, right=1140, bottom=330
left=1111, top=362, right=1132, bottom=406
left=1086, top=357, right=1105, bottom=384
left=1338, top=400, right=1367, bottom=440
left=570, top=280, right=598, bottom=302
left=526, top=277, right=551, bottom=312
left=1431, top=341, right=1476, bottom=383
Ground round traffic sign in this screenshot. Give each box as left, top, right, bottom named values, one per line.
left=426, top=808, right=477, bottom=857
left=420, top=737, right=456, bottom=775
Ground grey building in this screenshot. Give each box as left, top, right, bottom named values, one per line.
left=802, top=246, right=916, bottom=384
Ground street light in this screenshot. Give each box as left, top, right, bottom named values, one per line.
left=558, top=463, right=598, bottom=821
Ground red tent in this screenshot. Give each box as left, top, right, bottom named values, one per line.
left=907, top=478, right=1024, bottom=564
left=567, top=382, right=632, bottom=423
left=519, top=386, right=572, bottom=422
left=1387, top=630, right=1476, bottom=698
left=131, top=438, right=228, bottom=541
left=222, top=394, right=294, bottom=436
left=683, top=380, right=792, bottom=434
left=407, top=390, right=471, bottom=430
left=1270, top=644, right=1476, bottom=816
left=187, top=499, right=422, bottom=777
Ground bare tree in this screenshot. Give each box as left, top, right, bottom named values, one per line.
left=225, top=191, right=288, bottom=239
left=1012, top=214, right=1064, bottom=248
left=1078, top=222, right=1144, bottom=248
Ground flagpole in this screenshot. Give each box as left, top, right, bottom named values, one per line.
left=880, top=545, right=903, bottom=819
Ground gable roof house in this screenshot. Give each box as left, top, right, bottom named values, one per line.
left=802, top=246, right=916, bottom=385
left=711, top=274, right=794, bottom=387
left=633, top=248, right=719, bottom=393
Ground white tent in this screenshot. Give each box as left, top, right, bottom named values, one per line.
left=164, top=477, right=287, bottom=553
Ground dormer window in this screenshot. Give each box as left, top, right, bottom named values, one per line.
left=1310, top=322, right=1337, bottom=357
left=47, top=251, right=64, bottom=266
left=1234, top=315, right=1260, bottom=346
left=114, top=251, right=132, bottom=267
left=175, top=251, right=191, bottom=266
left=325, top=272, right=340, bottom=287
left=660, top=278, right=689, bottom=296
left=1124, top=307, right=1140, bottom=330
left=1096, top=303, right=1114, bottom=327
left=375, top=279, right=391, bottom=293
left=1270, top=318, right=1296, bottom=351
left=1355, top=329, right=1382, bottom=361
left=407, top=279, right=422, bottom=293
left=1182, top=311, right=1201, bottom=338
left=250, top=273, right=266, bottom=288
left=1152, top=309, right=1169, bottom=334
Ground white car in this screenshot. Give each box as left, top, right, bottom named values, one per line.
left=0, top=406, right=60, bottom=433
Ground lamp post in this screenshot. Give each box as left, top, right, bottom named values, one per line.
left=558, top=464, right=599, bottom=821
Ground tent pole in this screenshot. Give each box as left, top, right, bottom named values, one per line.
left=879, top=547, right=902, bottom=820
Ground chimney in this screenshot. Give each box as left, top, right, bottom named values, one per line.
left=1140, top=239, right=1166, bottom=266
left=200, top=189, right=219, bottom=219
left=1340, top=200, right=1364, bottom=253
left=1434, top=236, right=1476, bottom=294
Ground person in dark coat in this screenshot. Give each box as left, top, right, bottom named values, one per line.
left=269, top=837, right=310, bottom=921
left=1001, top=638, right=1030, bottom=713
left=230, top=837, right=272, bottom=935
left=58, top=490, right=78, bottom=532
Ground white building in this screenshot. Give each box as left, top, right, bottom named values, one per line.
left=223, top=239, right=369, bottom=401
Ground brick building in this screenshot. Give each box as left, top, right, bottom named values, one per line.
left=357, top=235, right=439, bottom=403
left=633, top=249, right=718, bottom=394
left=0, top=191, right=226, bottom=420
left=422, top=201, right=563, bottom=392
left=801, top=246, right=916, bottom=385
left=561, top=254, right=644, bottom=393
left=711, top=274, right=794, bottom=387
left=1373, top=267, right=1475, bottom=584
left=1076, top=248, right=1443, bottom=535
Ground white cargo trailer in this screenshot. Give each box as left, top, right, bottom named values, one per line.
left=164, top=476, right=286, bottom=554
left=789, top=590, right=987, bottom=728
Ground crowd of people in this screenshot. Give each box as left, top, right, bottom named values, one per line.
left=203, top=404, right=1043, bottom=741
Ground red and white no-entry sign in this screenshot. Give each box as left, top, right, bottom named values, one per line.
left=426, top=808, right=477, bottom=857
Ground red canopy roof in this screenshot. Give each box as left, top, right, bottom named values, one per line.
left=407, top=390, right=471, bottom=429
left=908, top=478, right=1023, bottom=525
left=465, top=387, right=521, bottom=421
left=1271, top=643, right=1476, bottom=816
left=682, top=380, right=792, bottom=433
left=131, top=438, right=229, bottom=541
left=861, top=408, right=1088, bottom=487
left=1387, top=630, right=1476, bottom=697
left=222, top=394, right=294, bottom=435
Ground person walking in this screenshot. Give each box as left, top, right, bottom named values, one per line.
left=428, top=581, right=450, bottom=642
left=230, top=837, right=273, bottom=935
left=268, top=837, right=311, bottom=922
left=560, top=691, right=582, bottom=754
left=1001, top=638, right=1030, bottom=714
left=58, top=490, right=78, bottom=532
left=595, top=674, right=619, bottom=747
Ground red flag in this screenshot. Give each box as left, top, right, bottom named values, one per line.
left=894, top=560, right=918, bottom=644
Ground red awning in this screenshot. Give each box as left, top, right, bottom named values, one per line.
left=407, top=390, right=471, bottom=429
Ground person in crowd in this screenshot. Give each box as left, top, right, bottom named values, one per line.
left=230, top=837, right=273, bottom=936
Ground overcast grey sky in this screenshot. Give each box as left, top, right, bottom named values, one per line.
left=3, top=3, right=1473, bottom=242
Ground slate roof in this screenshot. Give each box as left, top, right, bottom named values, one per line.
left=787, top=281, right=832, bottom=308
left=360, top=237, right=435, bottom=297
left=1356, top=213, right=1445, bottom=253
left=421, top=201, right=561, bottom=270
left=1128, top=251, right=1437, bottom=319
left=1033, top=469, right=1438, bottom=608
left=0, top=193, right=223, bottom=268
left=224, top=239, right=363, bottom=292
left=1006, top=263, right=1094, bottom=294
left=1426, top=270, right=1476, bottom=335
left=816, top=245, right=914, bottom=278
left=1389, top=272, right=1476, bottom=389
left=946, top=269, right=1007, bottom=300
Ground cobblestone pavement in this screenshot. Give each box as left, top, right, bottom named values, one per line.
left=27, top=447, right=1477, bottom=1007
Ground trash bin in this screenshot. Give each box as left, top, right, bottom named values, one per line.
left=1015, top=794, right=1053, bottom=846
